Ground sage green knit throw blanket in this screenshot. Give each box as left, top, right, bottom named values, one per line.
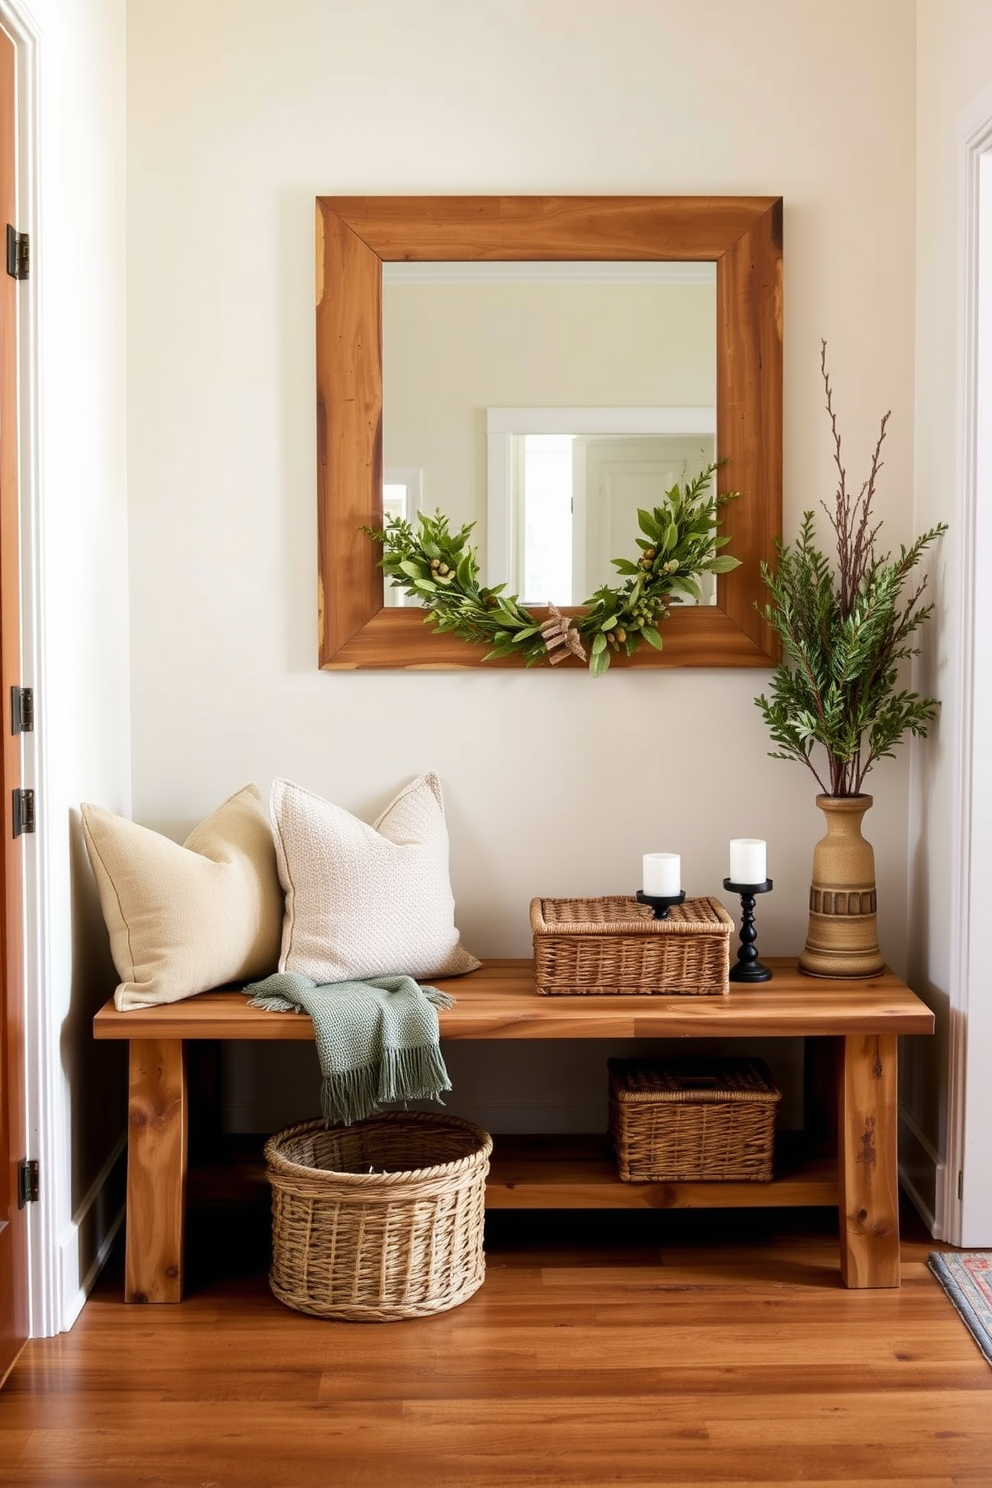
left=245, top=971, right=455, bottom=1127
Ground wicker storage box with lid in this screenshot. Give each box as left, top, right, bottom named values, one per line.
left=264, top=1110, right=492, bottom=1321
left=608, top=1057, right=781, bottom=1182
left=531, top=895, right=733, bottom=995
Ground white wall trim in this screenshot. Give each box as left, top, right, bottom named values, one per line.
left=942, top=82, right=992, bottom=1245
left=899, top=1104, right=942, bottom=1236
left=0, top=0, right=61, bottom=1336
left=58, top=1134, right=126, bottom=1332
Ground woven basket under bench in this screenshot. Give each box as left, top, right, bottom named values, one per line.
left=609, top=1057, right=781, bottom=1182
left=265, top=1112, right=492, bottom=1321
left=530, top=895, right=733, bottom=995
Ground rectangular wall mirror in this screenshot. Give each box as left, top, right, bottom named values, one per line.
left=315, top=195, right=782, bottom=670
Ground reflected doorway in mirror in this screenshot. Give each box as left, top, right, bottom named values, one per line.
left=382, top=468, right=424, bottom=608
left=486, top=407, right=717, bottom=606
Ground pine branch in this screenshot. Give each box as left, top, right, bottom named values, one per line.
left=755, top=344, right=948, bottom=795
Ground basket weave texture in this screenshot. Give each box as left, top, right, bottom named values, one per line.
left=265, top=1111, right=492, bottom=1321
left=531, top=895, right=733, bottom=995
left=609, top=1057, right=781, bottom=1182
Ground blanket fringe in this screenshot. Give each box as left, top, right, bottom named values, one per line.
left=423, top=986, right=457, bottom=1011
left=320, top=1063, right=382, bottom=1129
left=246, top=991, right=304, bottom=1014
left=319, top=1046, right=452, bottom=1127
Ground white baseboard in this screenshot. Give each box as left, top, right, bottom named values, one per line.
left=57, top=1134, right=127, bottom=1333
left=898, top=1105, right=941, bottom=1238
left=901, top=1166, right=941, bottom=1239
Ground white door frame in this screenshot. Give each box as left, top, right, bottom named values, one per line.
left=943, top=83, right=992, bottom=1246
left=0, top=0, right=59, bottom=1335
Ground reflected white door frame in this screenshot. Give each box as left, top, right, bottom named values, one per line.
left=381, top=468, right=423, bottom=607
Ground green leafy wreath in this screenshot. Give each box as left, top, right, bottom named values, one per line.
left=366, top=461, right=740, bottom=675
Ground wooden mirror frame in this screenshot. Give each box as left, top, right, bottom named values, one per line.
left=316, top=195, right=782, bottom=670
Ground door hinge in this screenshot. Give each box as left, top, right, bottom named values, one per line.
left=18, top=1158, right=39, bottom=1208
left=11, top=686, right=33, bottom=735
left=958, top=1170, right=964, bottom=1201
left=12, top=787, right=35, bottom=837
left=6, top=224, right=29, bottom=280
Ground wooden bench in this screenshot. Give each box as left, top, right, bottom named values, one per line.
left=93, top=956, right=934, bottom=1301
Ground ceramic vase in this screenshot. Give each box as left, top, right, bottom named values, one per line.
left=798, top=793, right=885, bottom=979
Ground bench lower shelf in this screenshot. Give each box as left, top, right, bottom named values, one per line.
left=485, top=1134, right=836, bottom=1209
left=188, top=1132, right=838, bottom=1213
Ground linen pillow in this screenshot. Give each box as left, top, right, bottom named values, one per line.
left=81, top=784, right=284, bottom=1011
left=271, top=772, right=480, bottom=984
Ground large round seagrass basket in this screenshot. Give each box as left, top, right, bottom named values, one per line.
left=264, top=1111, right=492, bottom=1321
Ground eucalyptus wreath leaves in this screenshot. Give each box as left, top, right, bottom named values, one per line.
left=366, top=462, right=740, bottom=676
left=755, top=344, right=948, bottom=797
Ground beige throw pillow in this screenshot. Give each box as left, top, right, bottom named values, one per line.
left=271, top=772, right=480, bottom=984
left=81, top=784, right=284, bottom=1011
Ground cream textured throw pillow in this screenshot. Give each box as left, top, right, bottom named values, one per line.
left=81, top=784, right=284, bottom=1011
left=271, top=772, right=480, bottom=983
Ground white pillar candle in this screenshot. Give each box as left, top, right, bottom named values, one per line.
left=730, top=838, right=766, bottom=885
left=643, top=852, right=681, bottom=897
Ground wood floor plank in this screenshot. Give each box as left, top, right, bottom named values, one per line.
left=315, top=1360, right=992, bottom=1401
left=434, top=1481, right=965, bottom=1488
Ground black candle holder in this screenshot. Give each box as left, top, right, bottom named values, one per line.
left=723, top=878, right=774, bottom=982
left=635, top=888, right=686, bottom=920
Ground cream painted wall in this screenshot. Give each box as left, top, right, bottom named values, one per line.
left=5, top=0, right=131, bottom=1332
left=910, top=0, right=992, bottom=1238
left=124, top=1, right=920, bottom=1134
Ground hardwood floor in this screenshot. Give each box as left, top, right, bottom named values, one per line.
left=1, top=1193, right=990, bottom=1487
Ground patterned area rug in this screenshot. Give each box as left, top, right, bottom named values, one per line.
left=929, top=1251, right=992, bottom=1365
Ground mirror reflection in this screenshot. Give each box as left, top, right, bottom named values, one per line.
left=486, top=414, right=717, bottom=606
left=382, top=262, right=716, bottom=609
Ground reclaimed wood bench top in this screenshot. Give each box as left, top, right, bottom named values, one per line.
left=93, top=957, right=934, bottom=1041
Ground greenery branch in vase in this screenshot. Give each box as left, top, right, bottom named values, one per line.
left=755, top=343, right=947, bottom=976
left=366, top=462, right=740, bottom=676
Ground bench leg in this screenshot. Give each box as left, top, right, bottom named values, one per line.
left=125, top=1038, right=187, bottom=1303
left=838, top=1032, right=900, bottom=1288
